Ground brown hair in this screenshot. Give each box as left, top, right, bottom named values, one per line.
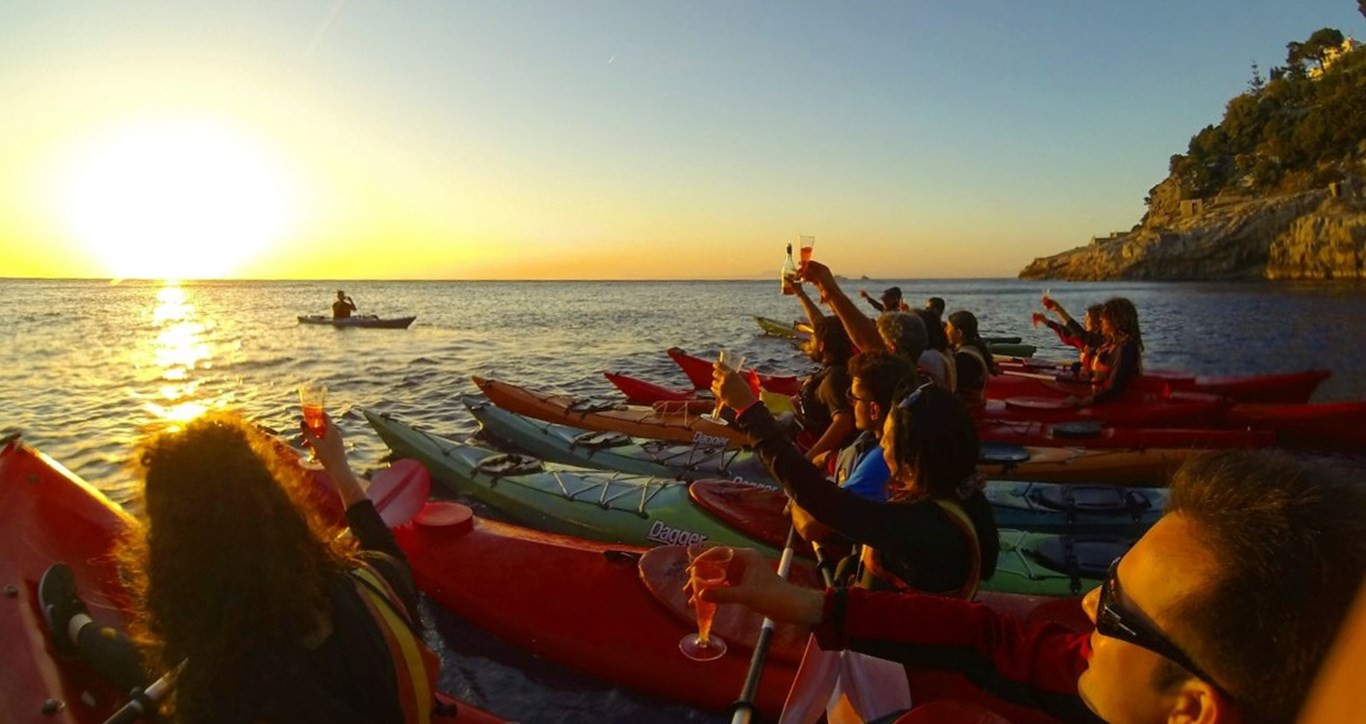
left=883, top=384, right=999, bottom=578
left=120, top=413, right=354, bottom=720
left=1101, top=297, right=1143, bottom=351
left=1165, top=450, right=1366, bottom=724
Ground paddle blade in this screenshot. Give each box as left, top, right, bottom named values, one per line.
left=367, top=459, right=431, bottom=527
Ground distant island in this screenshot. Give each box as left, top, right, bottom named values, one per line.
left=1021, top=25, right=1366, bottom=281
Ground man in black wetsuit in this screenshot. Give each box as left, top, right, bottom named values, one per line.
left=333, top=290, right=356, bottom=319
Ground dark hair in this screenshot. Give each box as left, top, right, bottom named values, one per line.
left=120, top=413, right=354, bottom=720
left=876, top=311, right=927, bottom=363
left=914, top=308, right=949, bottom=352
left=1101, top=297, right=1143, bottom=351
left=925, top=297, right=945, bottom=315
left=847, top=350, right=917, bottom=411
left=947, top=310, right=999, bottom=375
left=1084, top=304, right=1103, bottom=327
left=812, top=315, right=854, bottom=367
left=1164, top=451, right=1366, bottom=724
left=883, top=384, right=999, bottom=579
left=882, top=287, right=903, bottom=303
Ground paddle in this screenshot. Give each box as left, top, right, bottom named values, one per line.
left=102, top=661, right=184, bottom=724
left=729, top=525, right=800, bottom=724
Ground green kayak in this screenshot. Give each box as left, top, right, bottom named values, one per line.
left=462, top=395, right=773, bottom=483
left=990, top=529, right=1127, bottom=596
left=755, top=316, right=806, bottom=339
left=362, top=409, right=780, bottom=555
left=987, top=342, right=1037, bottom=358
left=470, top=396, right=1163, bottom=536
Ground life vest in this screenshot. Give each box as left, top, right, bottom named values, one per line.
left=858, top=498, right=981, bottom=600
left=349, top=564, right=441, bottom=724
left=953, top=346, right=989, bottom=407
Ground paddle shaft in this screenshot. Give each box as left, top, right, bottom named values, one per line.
left=103, top=661, right=184, bottom=724
left=729, top=525, right=800, bottom=724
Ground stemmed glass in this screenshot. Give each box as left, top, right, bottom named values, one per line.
left=298, top=381, right=328, bottom=470
left=703, top=350, right=746, bottom=424
left=680, top=542, right=733, bottom=661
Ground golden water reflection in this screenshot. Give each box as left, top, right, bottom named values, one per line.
left=145, top=283, right=216, bottom=424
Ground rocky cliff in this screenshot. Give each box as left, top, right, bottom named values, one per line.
left=1019, top=178, right=1366, bottom=280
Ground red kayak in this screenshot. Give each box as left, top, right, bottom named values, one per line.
left=0, top=435, right=505, bottom=724
left=978, top=419, right=1274, bottom=450
left=1224, top=400, right=1366, bottom=450
left=976, top=392, right=1231, bottom=429
left=996, top=360, right=1330, bottom=405
left=603, top=370, right=698, bottom=405
left=398, top=499, right=1077, bottom=722
left=668, top=347, right=804, bottom=396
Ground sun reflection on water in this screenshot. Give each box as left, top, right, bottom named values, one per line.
left=145, top=283, right=217, bottom=424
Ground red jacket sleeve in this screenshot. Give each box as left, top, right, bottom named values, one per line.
left=812, top=587, right=1089, bottom=697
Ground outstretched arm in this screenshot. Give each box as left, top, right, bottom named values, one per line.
left=860, top=289, right=886, bottom=313
left=802, top=261, right=884, bottom=353
left=791, top=280, right=825, bottom=331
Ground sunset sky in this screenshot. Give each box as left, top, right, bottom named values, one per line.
left=0, top=1, right=1357, bottom=280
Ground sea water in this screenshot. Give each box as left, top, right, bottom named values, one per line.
left=2, top=277, right=1363, bottom=722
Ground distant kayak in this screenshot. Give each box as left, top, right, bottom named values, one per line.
left=297, top=314, right=416, bottom=329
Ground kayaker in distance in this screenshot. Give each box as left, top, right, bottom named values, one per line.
left=39, top=412, right=440, bottom=723
left=700, top=449, right=1366, bottom=724
left=333, top=290, right=357, bottom=319
left=858, top=286, right=905, bottom=313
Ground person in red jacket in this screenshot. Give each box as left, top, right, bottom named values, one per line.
left=701, top=450, right=1366, bottom=724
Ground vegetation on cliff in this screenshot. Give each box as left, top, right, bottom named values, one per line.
left=1162, top=25, right=1366, bottom=204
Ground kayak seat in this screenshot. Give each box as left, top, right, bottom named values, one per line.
left=571, top=430, right=633, bottom=449
left=475, top=453, right=545, bottom=478
left=1032, top=536, right=1133, bottom=594
left=1029, top=485, right=1153, bottom=523
left=1051, top=421, right=1103, bottom=438
left=979, top=442, right=1031, bottom=465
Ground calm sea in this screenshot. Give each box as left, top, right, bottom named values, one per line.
left=2, top=277, right=1364, bottom=722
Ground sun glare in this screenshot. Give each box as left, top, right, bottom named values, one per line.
left=52, top=116, right=301, bottom=279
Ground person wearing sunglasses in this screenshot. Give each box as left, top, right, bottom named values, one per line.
left=699, top=449, right=1366, bottom=724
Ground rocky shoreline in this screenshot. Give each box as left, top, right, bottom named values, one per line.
left=1020, top=178, right=1366, bottom=281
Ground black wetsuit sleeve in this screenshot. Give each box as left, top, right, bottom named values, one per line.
left=346, top=501, right=420, bottom=619
left=865, top=297, right=886, bottom=313
left=1064, top=319, right=1104, bottom=350
left=1092, top=340, right=1141, bottom=404
left=955, top=351, right=986, bottom=396
left=736, top=404, right=958, bottom=563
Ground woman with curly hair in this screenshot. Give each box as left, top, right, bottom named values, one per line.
left=39, top=412, right=439, bottom=723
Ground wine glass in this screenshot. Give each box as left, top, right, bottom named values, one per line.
left=704, top=350, right=746, bottom=424
left=298, top=381, right=328, bottom=470
left=680, top=543, right=733, bottom=661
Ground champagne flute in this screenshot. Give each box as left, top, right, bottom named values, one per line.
left=798, top=235, right=815, bottom=268
left=298, top=381, right=328, bottom=470
left=705, top=350, right=746, bottom=424
left=680, top=543, right=733, bottom=661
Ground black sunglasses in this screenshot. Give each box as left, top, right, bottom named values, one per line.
left=1096, top=558, right=1235, bottom=702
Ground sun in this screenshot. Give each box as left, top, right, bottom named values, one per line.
left=52, top=116, right=301, bottom=279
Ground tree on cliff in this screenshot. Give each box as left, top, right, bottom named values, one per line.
left=1286, top=28, right=1345, bottom=72
left=1163, top=26, right=1363, bottom=200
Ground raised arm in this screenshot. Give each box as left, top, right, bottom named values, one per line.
left=801, top=261, right=884, bottom=353
left=790, top=280, right=825, bottom=331
left=860, top=289, right=887, bottom=313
